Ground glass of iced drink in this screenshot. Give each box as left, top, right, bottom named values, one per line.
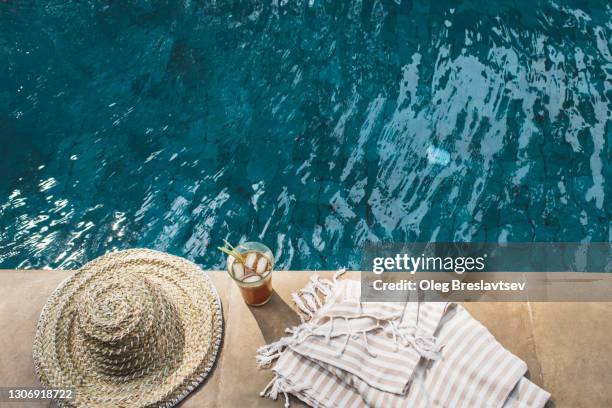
left=222, top=241, right=274, bottom=306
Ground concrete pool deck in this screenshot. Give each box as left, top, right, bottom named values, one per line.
left=0, top=270, right=610, bottom=408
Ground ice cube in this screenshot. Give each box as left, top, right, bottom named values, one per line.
left=232, top=262, right=245, bottom=280
left=256, top=257, right=269, bottom=275
left=242, top=274, right=261, bottom=283
left=245, top=252, right=257, bottom=269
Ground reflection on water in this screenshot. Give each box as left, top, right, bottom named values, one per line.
left=0, top=1, right=610, bottom=270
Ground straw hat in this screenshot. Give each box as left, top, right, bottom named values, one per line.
left=33, top=249, right=223, bottom=408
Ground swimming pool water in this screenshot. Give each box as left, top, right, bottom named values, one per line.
left=1, top=0, right=610, bottom=270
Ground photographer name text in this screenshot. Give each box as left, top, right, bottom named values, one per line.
left=372, top=279, right=526, bottom=293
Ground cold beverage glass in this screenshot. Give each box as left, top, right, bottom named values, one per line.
left=226, top=241, right=274, bottom=306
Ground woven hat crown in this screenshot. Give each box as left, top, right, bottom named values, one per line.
left=76, top=273, right=185, bottom=379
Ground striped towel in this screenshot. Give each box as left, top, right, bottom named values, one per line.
left=257, top=272, right=550, bottom=408
left=268, top=276, right=448, bottom=395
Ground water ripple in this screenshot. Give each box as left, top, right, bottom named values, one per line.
left=0, top=0, right=609, bottom=270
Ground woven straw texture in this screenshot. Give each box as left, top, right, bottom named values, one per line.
left=33, top=249, right=223, bottom=408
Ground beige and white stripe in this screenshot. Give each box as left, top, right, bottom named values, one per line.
left=290, top=301, right=448, bottom=394
left=503, top=377, right=551, bottom=408
left=273, top=349, right=549, bottom=408
left=258, top=275, right=550, bottom=408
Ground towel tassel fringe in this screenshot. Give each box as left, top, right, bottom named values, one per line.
left=260, top=375, right=310, bottom=408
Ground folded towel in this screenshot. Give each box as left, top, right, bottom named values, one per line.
left=262, top=274, right=447, bottom=395
left=258, top=272, right=550, bottom=408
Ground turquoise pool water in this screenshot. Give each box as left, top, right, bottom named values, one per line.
left=1, top=1, right=610, bottom=270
